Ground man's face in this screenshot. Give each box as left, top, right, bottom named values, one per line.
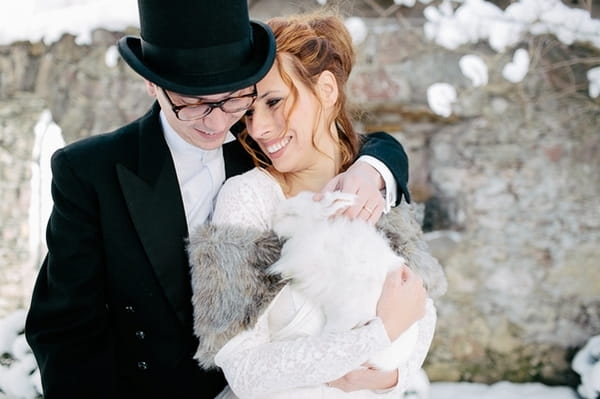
left=147, top=82, right=255, bottom=150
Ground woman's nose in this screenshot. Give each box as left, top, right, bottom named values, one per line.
left=247, top=107, right=273, bottom=140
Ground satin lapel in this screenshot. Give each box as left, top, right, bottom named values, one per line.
left=116, top=104, right=191, bottom=327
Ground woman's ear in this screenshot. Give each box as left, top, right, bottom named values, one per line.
left=316, top=70, right=339, bottom=107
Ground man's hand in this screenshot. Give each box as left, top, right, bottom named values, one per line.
left=327, top=365, right=398, bottom=392
left=315, top=161, right=385, bottom=224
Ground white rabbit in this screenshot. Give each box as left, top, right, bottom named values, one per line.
left=269, top=191, right=419, bottom=371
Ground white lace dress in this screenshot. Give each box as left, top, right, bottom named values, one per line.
left=211, top=168, right=437, bottom=399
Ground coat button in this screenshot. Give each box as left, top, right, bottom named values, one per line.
left=124, top=306, right=135, bottom=313
left=137, top=361, right=148, bottom=370
left=135, top=330, right=145, bottom=340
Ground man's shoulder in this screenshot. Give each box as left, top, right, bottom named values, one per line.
left=61, top=106, right=157, bottom=158
left=51, top=108, right=161, bottom=181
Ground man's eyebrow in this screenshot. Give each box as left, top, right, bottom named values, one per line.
left=185, top=91, right=236, bottom=101
left=195, top=88, right=259, bottom=102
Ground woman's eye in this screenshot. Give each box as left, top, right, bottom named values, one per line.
left=245, top=108, right=254, bottom=118
left=267, top=98, right=282, bottom=108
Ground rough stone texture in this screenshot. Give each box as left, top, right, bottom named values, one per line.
left=0, top=94, right=47, bottom=312
left=349, top=18, right=600, bottom=387
left=0, top=29, right=151, bottom=318
left=0, top=1, right=599, bottom=388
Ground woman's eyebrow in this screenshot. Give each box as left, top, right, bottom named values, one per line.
left=258, top=90, right=280, bottom=100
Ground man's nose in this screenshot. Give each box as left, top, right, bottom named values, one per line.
left=203, top=107, right=235, bottom=132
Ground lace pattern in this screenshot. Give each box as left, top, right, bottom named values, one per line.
left=212, top=168, right=283, bottom=230
left=216, top=317, right=391, bottom=398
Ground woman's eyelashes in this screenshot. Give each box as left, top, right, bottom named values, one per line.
left=266, top=97, right=283, bottom=108
left=244, top=97, right=284, bottom=119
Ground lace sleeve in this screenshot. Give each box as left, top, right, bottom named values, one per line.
left=214, top=316, right=392, bottom=399
left=389, top=298, right=437, bottom=395
left=211, top=170, right=276, bottom=230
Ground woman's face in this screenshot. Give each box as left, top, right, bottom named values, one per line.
left=245, top=59, right=335, bottom=174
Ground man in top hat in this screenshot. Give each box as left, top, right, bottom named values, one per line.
left=24, top=0, right=411, bottom=398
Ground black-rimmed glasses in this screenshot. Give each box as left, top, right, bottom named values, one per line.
left=161, top=86, right=257, bottom=121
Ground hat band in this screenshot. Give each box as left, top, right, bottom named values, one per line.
left=141, top=33, right=253, bottom=77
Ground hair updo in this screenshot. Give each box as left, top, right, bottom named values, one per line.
left=241, top=11, right=361, bottom=172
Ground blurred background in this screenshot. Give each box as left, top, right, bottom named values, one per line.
left=0, top=0, right=599, bottom=398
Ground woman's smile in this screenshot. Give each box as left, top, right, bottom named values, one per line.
left=265, top=136, right=292, bottom=156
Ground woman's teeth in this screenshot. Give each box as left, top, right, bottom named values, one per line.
left=266, top=137, right=291, bottom=154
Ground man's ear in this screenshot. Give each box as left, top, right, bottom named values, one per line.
left=145, top=80, right=157, bottom=97
left=316, top=70, right=339, bottom=107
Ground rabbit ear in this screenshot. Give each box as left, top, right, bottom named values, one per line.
left=321, top=192, right=356, bottom=216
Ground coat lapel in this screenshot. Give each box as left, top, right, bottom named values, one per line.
left=116, top=104, right=192, bottom=327
left=223, top=137, right=255, bottom=178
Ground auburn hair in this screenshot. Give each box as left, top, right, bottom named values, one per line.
left=239, top=11, right=361, bottom=173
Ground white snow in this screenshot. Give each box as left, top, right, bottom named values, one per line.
left=572, top=335, right=600, bottom=399
left=587, top=67, right=600, bottom=98
left=0, top=310, right=42, bottom=399
left=28, top=111, right=65, bottom=267
left=502, top=48, right=530, bottom=83
left=427, top=83, right=457, bottom=117
left=459, top=54, right=489, bottom=87
left=104, top=45, right=120, bottom=68
left=424, top=0, right=600, bottom=52
left=345, top=17, right=369, bottom=46
left=421, top=0, right=600, bottom=112
left=430, top=381, right=580, bottom=399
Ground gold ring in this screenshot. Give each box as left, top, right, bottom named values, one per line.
left=363, top=205, right=374, bottom=214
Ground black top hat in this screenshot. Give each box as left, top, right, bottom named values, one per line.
left=118, top=0, right=276, bottom=95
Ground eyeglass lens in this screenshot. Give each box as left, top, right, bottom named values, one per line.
left=177, top=97, right=254, bottom=120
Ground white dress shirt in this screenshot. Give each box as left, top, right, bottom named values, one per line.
left=160, top=112, right=233, bottom=231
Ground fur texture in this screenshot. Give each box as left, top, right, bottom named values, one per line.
left=187, top=224, right=285, bottom=368
left=187, top=194, right=447, bottom=369
left=270, top=191, right=404, bottom=332
left=269, top=191, right=444, bottom=370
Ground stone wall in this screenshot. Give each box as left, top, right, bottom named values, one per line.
left=0, top=5, right=599, bottom=387
left=349, top=17, right=600, bottom=386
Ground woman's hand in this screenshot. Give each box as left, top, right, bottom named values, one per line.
left=327, top=365, right=398, bottom=392
left=377, top=265, right=426, bottom=341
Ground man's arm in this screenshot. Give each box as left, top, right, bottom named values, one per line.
left=25, top=149, right=119, bottom=399
left=359, top=132, right=410, bottom=205
left=319, top=131, right=410, bottom=224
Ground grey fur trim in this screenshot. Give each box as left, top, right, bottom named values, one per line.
left=187, top=223, right=285, bottom=369
left=377, top=203, right=448, bottom=299
left=188, top=203, right=447, bottom=368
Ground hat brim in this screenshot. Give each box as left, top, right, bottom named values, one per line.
left=118, top=21, right=275, bottom=96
